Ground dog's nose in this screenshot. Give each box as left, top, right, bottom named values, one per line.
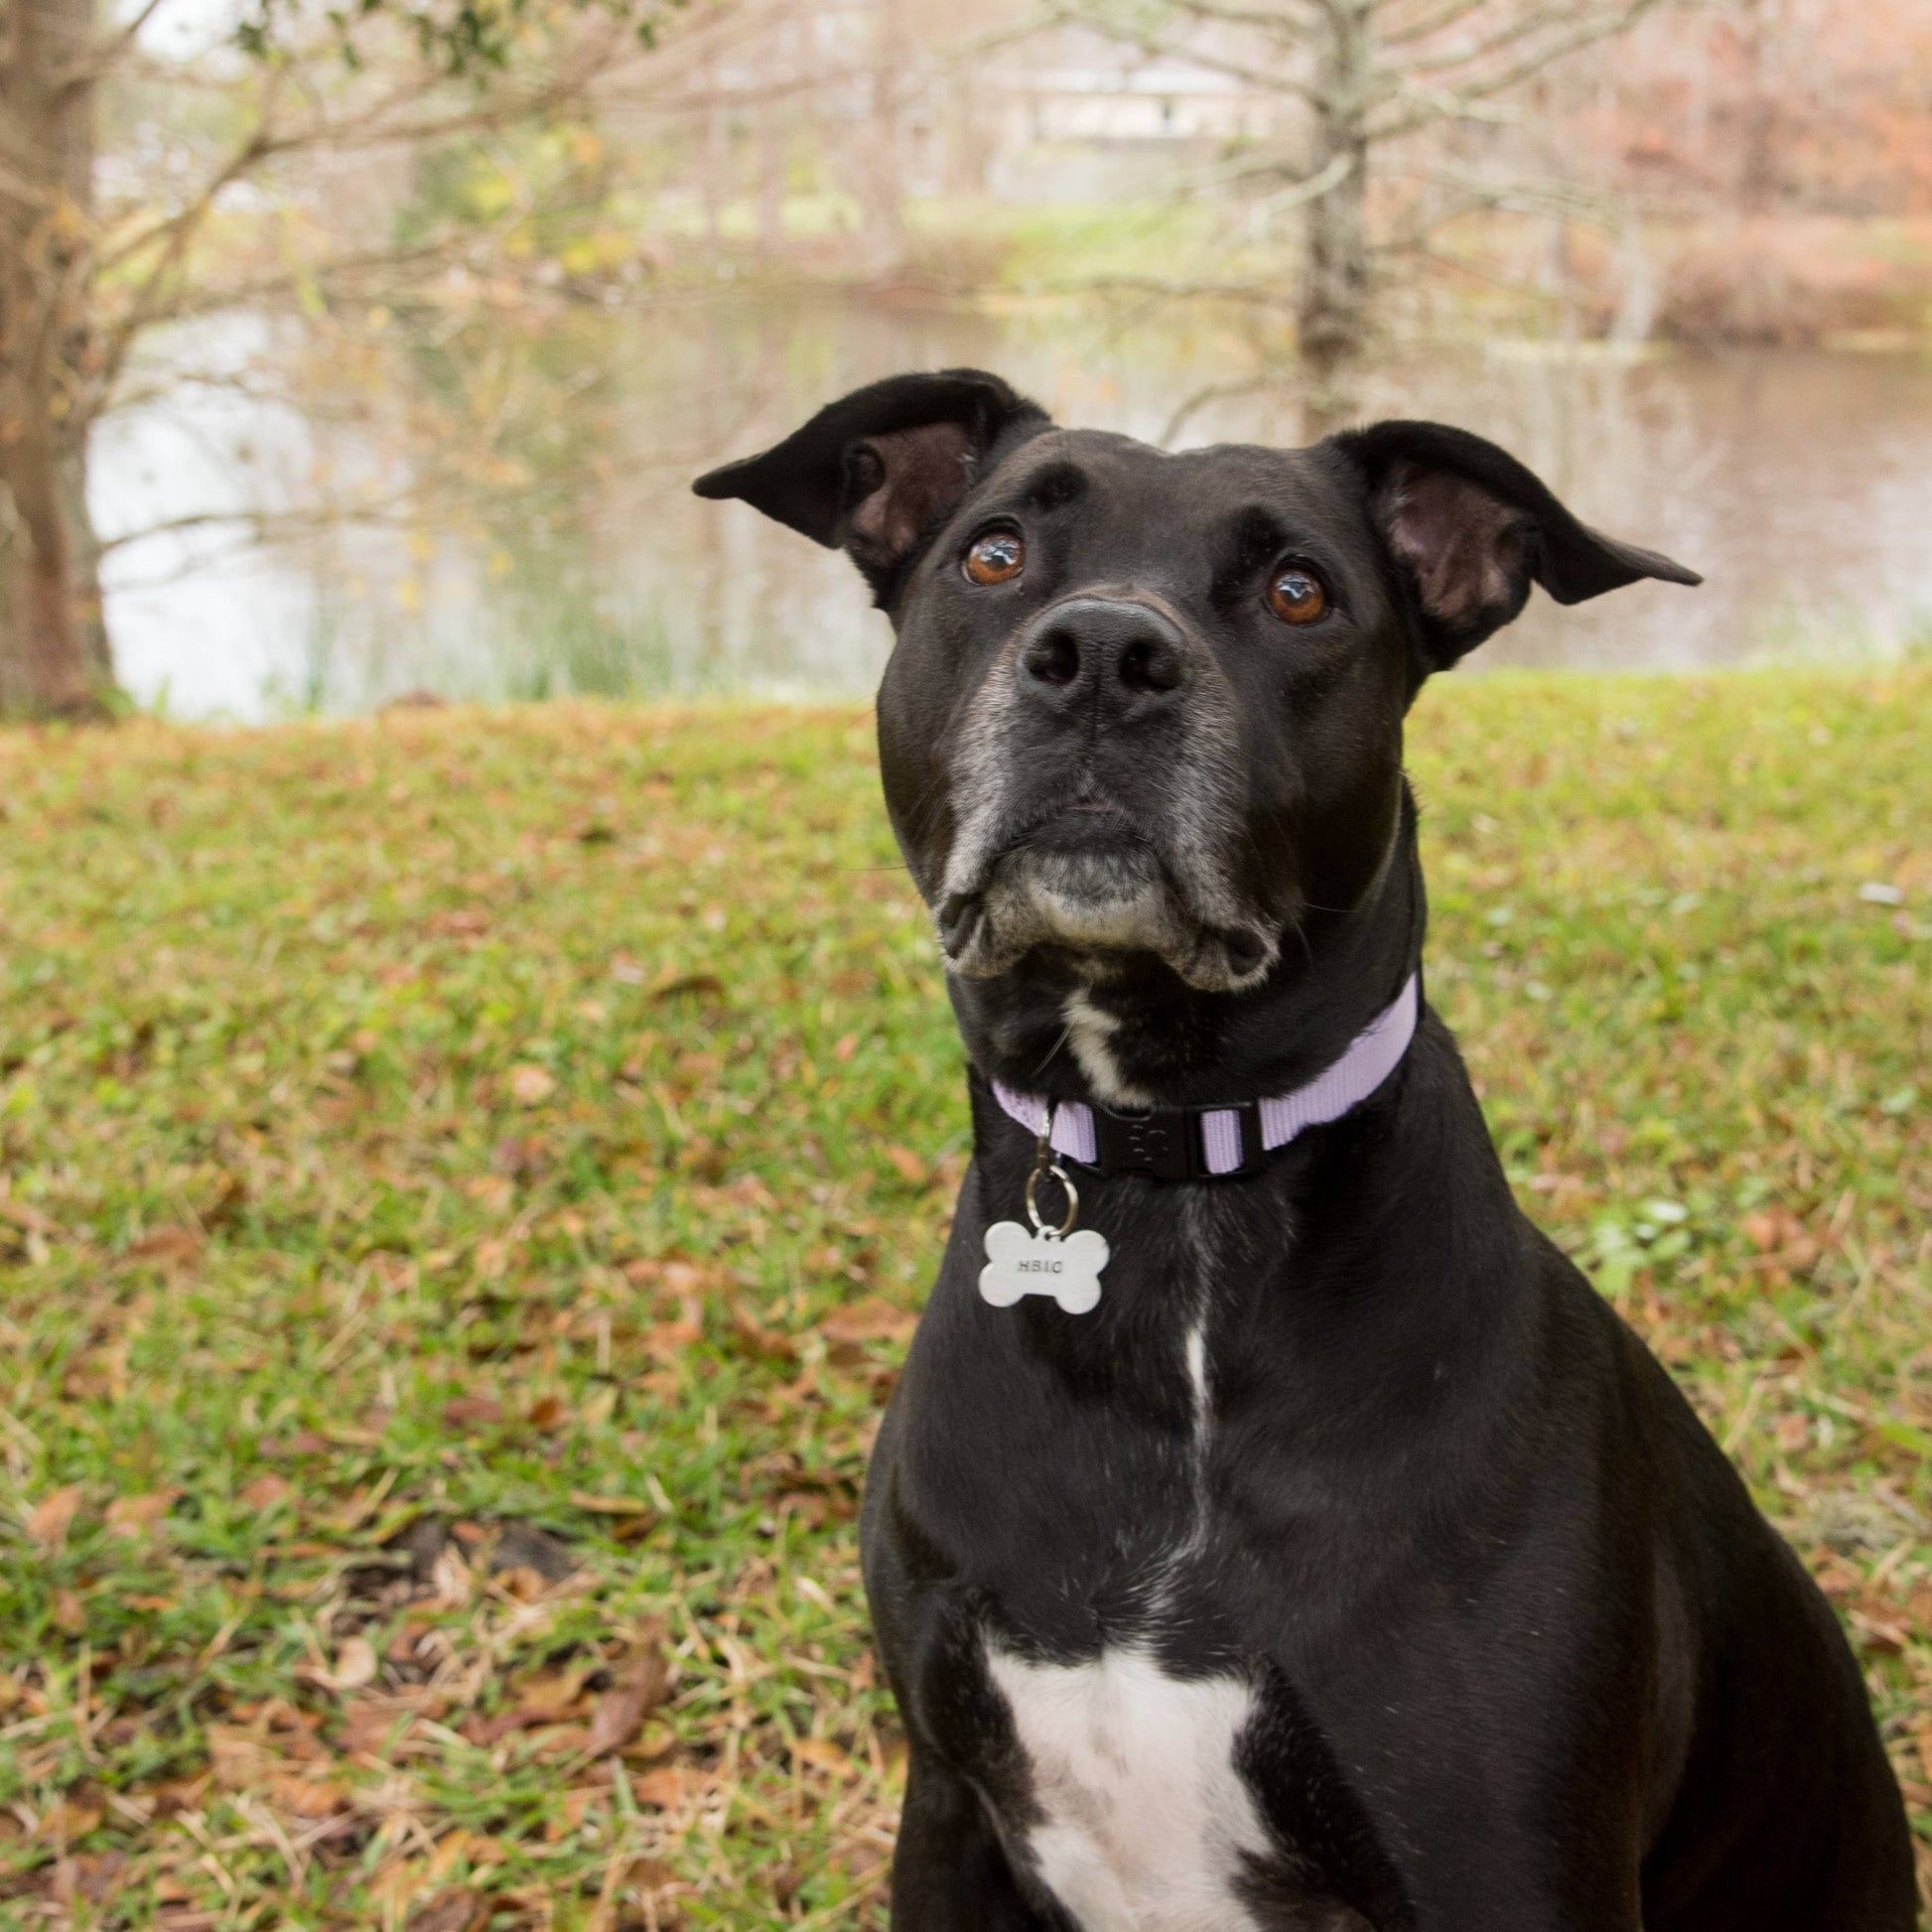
left=1019, top=598, right=1186, bottom=705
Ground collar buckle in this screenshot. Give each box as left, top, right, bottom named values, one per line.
left=1090, top=1104, right=1196, bottom=1180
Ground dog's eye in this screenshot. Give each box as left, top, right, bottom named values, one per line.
left=964, top=529, right=1025, bottom=586
left=1267, top=568, right=1327, bottom=625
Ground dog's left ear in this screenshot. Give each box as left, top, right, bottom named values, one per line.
left=692, top=369, right=1049, bottom=601
left=1333, top=420, right=1701, bottom=669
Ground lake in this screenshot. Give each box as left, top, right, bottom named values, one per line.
left=94, top=294, right=1932, bottom=718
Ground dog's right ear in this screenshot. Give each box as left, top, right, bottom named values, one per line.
left=692, top=369, right=1049, bottom=601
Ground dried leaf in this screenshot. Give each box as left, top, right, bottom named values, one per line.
left=883, top=1144, right=926, bottom=1183
left=569, top=1491, right=654, bottom=1518
left=508, top=1063, right=556, bottom=1105
left=332, top=1635, right=378, bottom=1691
left=240, top=1472, right=290, bottom=1511
left=127, top=1226, right=202, bottom=1266
left=29, top=1484, right=83, bottom=1551
left=820, top=1298, right=917, bottom=1346
left=0, top=1196, right=55, bottom=1235
left=207, top=1726, right=274, bottom=1791
left=587, top=1646, right=670, bottom=1756
left=442, top=1396, right=504, bottom=1428
left=790, top=1734, right=853, bottom=1776
left=650, top=972, right=725, bottom=1004
left=104, top=1491, right=174, bottom=1539
left=632, top=1765, right=685, bottom=1808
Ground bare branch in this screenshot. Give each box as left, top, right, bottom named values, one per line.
left=1165, top=0, right=1318, bottom=39
left=1398, top=0, right=1634, bottom=75
left=1371, top=0, right=1667, bottom=140
left=55, top=0, right=174, bottom=92
left=1379, top=0, right=1504, bottom=50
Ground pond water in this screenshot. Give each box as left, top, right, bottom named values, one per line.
left=94, top=295, right=1932, bottom=718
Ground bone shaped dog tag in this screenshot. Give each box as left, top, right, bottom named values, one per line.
left=979, top=1220, right=1109, bottom=1315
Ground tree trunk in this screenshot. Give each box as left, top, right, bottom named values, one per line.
left=0, top=0, right=113, bottom=720
left=1299, top=0, right=1374, bottom=389
left=855, top=0, right=907, bottom=277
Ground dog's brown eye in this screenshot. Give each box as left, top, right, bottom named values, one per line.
left=1267, top=569, right=1326, bottom=624
left=965, top=530, right=1025, bottom=586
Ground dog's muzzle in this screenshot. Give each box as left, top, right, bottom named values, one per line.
left=933, top=595, right=1279, bottom=992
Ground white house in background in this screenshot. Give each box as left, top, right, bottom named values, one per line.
left=1008, top=61, right=1284, bottom=145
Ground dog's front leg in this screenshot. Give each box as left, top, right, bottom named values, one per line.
left=891, top=1749, right=1064, bottom=1931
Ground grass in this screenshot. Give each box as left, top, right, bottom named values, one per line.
left=0, top=670, right=1928, bottom=1929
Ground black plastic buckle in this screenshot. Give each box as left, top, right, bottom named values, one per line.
left=1085, top=1101, right=1259, bottom=1180
left=1090, top=1105, right=1197, bottom=1179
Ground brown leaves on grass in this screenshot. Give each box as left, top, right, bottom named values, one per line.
left=125, top=1226, right=204, bottom=1269
left=28, top=1484, right=83, bottom=1550
left=507, top=1063, right=556, bottom=1105
left=587, top=1643, right=672, bottom=1756
left=820, top=1298, right=917, bottom=1347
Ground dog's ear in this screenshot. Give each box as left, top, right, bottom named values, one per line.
left=1333, top=420, right=1700, bottom=669
left=692, top=369, right=1049, bottom=600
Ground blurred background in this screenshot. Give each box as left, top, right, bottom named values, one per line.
left=5, top=0, right=1932, bottom=720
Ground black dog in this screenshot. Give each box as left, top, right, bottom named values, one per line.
left=695, top=372, right=1914, bottom=1931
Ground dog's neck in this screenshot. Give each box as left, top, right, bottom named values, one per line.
left=948, top=793, right=1428, bottom=1113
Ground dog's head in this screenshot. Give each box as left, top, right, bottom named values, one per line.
left=696, top=370, right=1697, bottom=1001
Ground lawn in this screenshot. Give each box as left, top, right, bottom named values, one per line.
left=1, top=670, right=1928, bottom=1929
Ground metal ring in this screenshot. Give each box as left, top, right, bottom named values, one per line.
left=1024, top=1161, right=1079, bottom=1238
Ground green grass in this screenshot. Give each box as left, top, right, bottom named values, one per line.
left=1, top=672, right=1928, bottom=1928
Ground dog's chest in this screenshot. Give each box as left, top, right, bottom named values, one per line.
left=987, top=1641, right=1272, bottom=1932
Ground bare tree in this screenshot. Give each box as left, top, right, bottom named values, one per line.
left=1063, top=0, right=1676, bottom=378
left=0, top=0, right=674, bottom=721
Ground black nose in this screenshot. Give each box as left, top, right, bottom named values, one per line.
left=1019, top=598, right=1187, bottom=705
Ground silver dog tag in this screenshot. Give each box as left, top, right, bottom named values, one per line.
left=980, top=1220, right=1109, bottom=1314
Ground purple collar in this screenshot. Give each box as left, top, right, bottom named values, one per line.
left=985, top=973, right=1421, bottom=1181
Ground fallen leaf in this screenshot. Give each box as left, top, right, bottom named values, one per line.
left=207, top=1727, right=273, bottom=1791
left=268, top=1768, right=345, bottom=1816
left=527, top=1394, right=567, bottom=1430
left=408, top=1884, right=484, bottom=1932
left=833, top=1033, right=860, bottom=1062
left=569, top=1491, right=655, bottom=1518
left=587, top=1646, right=671, bottom=1755
left=104, top=1492, right=174, bottom=1539
left=332, top=1636, right=378, bottom=1691
left=40, top=1794, right=102, bottom=1841
left=69, top=1848, right=126, bottom=1902
left=643, top=1319, right=701, bottom=1361
left=820, top=1298, right=917, bottom=1346
left=29, top=1484, right=83, bottom=1551
left=53, top=1588, right=85, bottom=1634
left=790, top=1734, right=853, bottom=1776
left=632, top=1766, right=685, bottom=1808
left=508, top=1063, right=556, bottom=1105
left=340, top=1698, right=415, bottom=1758
left=884, top=1144, right=927, bottom=1184
left=512, top=1667, right=591, bottom=1721
left=127, top=1227, right=202, bottom=1266
left=650, top=972, right=725, bottom=1005
left=443, top=1396, right=505, bottom=1428
left=240, top=1472, right=290, bottom=1511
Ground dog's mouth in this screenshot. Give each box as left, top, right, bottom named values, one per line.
left=937, top=796, right=1277, bottom=993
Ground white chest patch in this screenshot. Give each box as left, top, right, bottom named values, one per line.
left=987, top=1642, right=1271, bottom=1932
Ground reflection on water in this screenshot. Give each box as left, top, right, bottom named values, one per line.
left=96, top=296, right=1932, bottom=718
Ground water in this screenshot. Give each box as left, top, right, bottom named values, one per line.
left=95, top=295, right=1932, bottom=718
